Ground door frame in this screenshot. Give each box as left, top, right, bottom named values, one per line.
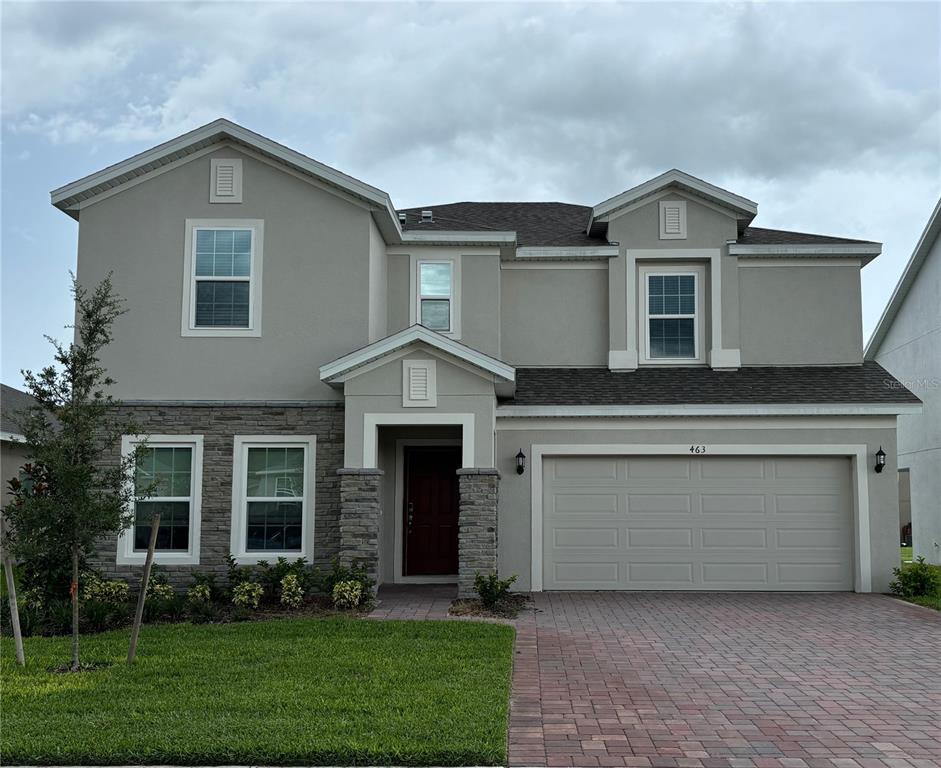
left=394, top=438, right=462, bottom=584
left=529, top=443, right=871, bottom=593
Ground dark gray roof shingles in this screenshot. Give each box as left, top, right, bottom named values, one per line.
left=400, top=202, right=876, bottom=248
left=1, top=384, right=39, bottom=436
left=504, top=362, right=920, bottom=406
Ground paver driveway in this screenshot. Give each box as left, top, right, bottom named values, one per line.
left=509, top=592, right=941, bottom=768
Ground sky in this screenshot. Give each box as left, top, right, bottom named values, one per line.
left=2, top=1, right=939, bottom=388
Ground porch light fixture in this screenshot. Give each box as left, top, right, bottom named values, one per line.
left=874, top=446, right=886, bottom=473
left=515, top=449, right=526, bottom=475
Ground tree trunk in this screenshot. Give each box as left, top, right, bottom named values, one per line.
left=70, top=544, right=80, bottom=671
left=1, top=517, right=25, bottom=667
left=127, top=512, right=160, bottom=666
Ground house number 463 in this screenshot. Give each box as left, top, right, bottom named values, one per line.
left=689, top=445, right=707, bottom=454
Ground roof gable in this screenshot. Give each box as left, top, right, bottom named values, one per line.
left=589, top=169, right=758, bottom=236
left=319, top=325, right=515, bottom=395
left=866, top=197, right=941, bottom=359
left=50, top=118, right=403, bottom=241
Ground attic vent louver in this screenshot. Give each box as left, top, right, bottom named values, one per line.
left=210, top=158, right=243, bottom=203
left=659, top=200, right=687, bottom=240
left=421, top=210, right=433, bottom=223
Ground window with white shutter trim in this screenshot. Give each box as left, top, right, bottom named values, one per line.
left=210, top=158, right=243, bottom=203
left=659, top=200, right=687, bottom=239
left=402, top=360, right=437, bottom=407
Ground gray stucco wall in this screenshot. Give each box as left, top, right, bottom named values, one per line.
left=494, top=419, right=900, bottom=593
left=605, top=195, right=740, bottom=361
left=75, top=146, right=375, bottom=401
left=342, top=347, right=497, bottom=468
left=92, top=404, right=344, bottom=587
left=500, top=267, right=609, bottom=366
left=874, top=233, right=941, bottom=563
left=1, top=440, right=28, bottom=507
left=740, top=265, right=864, bottom=365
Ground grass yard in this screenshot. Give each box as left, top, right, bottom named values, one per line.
left=1, top=616, right=515, bottom=766
left=901, top=546, right=913, bottom=563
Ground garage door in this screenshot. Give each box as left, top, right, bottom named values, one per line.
left=542, top=455, right=854, bottom=591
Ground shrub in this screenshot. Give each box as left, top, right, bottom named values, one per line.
left=84, top=578, right=130, bottom=605
left=280, top=573, right=304, bottom=609
left=332, top=579, right=363, bottom=610
left=891, top=557, right=941, bottom=598
left=257, top=557, right=315, bottom=601
left=474, top=571, right=518, bottom=609
left=225, top=554, right=254, bottom=591
left=186, top=583, right=212, bottom=605
left=81, top=599, right=128, bottom=633
left=233, top=581, right=264, bottom=610
left=147, top=581, right=175, bottom=600
left=317, top=558, right=374, bottom=597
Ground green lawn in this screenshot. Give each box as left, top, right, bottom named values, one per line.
left=1, top=616, right=515, bottom=766
left=901, top=546, right=913, bottom=563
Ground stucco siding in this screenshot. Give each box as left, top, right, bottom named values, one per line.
left=495, top=420, right=899, bottom=592
left=75, top=146, right=373, bottom=401
left=740, top=265, right=863, bottom=365
left=500, top=267, right=609, bottom=366
left=874, top=234, right=941, bottom=563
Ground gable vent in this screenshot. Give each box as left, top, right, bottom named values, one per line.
left=409, top=366, right=429, bottom=400
left=659, top=200, right=687, bottom=240
left=402, top=359, right=437, bottom=407
left=210, top=158, right=243, bottom=203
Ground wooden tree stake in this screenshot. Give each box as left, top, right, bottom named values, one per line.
left=127, top=512, right=160, bottom=665
left=1, top=516, right=25, bottom=667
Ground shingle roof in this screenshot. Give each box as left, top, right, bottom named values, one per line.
left=736, top=227, right=877, bottom=246
left=504, top=362, right=920, bottom=406
left=1, top=384, right=38, bottom=436
left=400, top=203, right=875, bottom=248
left=399, top=202, right=605, bottom=247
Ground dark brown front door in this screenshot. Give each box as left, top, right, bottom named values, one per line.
left=404, top=446, right=461, bottom=576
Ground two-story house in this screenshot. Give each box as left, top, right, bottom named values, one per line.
left=50, top=119, right=919, bottom=595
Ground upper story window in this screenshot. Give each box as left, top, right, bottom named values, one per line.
left=640, top=264, right=704, bottom=363
left=182, top=219, right=264, bottom=338
left=117, top=435, right=204, bottom=565
left=418, top=261, right=453, bottom=331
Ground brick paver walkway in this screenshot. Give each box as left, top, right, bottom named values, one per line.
left=510, top=592, right=941, bottom=768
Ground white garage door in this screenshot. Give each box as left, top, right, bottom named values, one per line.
left=542, top=455, right=854, bottom=591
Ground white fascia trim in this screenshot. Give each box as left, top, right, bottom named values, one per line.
left=363, top=413, right=475, bottom=468
left=591, top=169, right=758, bottom=223
left=865, top=198, right=941, bottom=359
left=0, top=431, right=25, bottom=443
left=319, top=325, right=515, bottom=383
left=117, top=434, right=204, bottom=566
left=400, top=231, right=516, bottom=245
left=529, top=442, right=872, bottom=593
left=731, top=244, right=882, bottom=256
left=515, top=246, right=620, bottom=259
left=738, top=257, right=862, bottom=268
left=50, top=118, right=403, bottom=238
left=497, top=403, right=922, bottom=418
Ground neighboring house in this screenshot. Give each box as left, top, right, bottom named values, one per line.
left=49, top=119, right=920, bottom=595
left=866, top=199, right=941, bottom=565
left=1, top=384, right=35, bottom=508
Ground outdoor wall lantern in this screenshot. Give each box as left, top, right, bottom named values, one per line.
left=515, top=449, right=526, bottom=475
left=874, top=446, right=886, bottom=473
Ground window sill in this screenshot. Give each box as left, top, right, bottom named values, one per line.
left=116, top=551, right=200, bottom=566
left=230, top=551, right=312, bottom=566
left=182, top=327, right=261, bottom=338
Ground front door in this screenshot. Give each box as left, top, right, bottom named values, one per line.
left=403, top=446, right=461, bottom=576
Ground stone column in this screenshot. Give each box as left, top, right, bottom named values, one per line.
left=456, top=468, right=500, bottom=598
left=337, top=468, right=383, bottom=590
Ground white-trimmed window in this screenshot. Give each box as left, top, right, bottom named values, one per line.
left=117, top=435, right=203, bottom=565
left=181, top=219, right=264, bottom=337
left=230, top=436, right=316, bottom=564
left=409, top=254, right=461, bottom=338
left=639, top=264, right=704, bottom=363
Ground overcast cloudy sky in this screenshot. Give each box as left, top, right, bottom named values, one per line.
left=2, top=1, right=939, bottom=387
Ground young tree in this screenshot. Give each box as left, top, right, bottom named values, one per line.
left=3, top=274, right=144, bottom=671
